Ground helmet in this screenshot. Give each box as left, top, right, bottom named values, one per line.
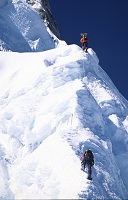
left=81, top=33, right=87, bottom=37
left=86, top=148, right=91, bottom=151
left=83, top=34, right=86, bottom=38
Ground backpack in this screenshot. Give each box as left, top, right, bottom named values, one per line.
left=85, top=150, right=93, bottom=161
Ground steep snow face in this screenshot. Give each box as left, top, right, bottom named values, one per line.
left=27, top=0, right=60, bottom=38
left=0, top=0, right=55, bottom=52
left=0, top=44, right=128, bottom=199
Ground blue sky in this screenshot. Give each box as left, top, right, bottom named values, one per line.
left=49, top=0, right=128, bottom=100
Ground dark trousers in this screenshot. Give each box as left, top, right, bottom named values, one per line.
left=81, top=159, right=92, bottom=177
left=82, top=42, right=88, bottom=51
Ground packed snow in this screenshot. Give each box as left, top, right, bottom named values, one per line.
left=0, top=0, right=128, bottom=199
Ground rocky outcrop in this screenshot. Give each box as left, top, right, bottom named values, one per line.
left=27, top=0, right=60, bottom=39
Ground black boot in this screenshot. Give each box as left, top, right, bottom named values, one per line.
left=87, top=176, right=92, bottom=180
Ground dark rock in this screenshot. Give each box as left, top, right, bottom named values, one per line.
left=26, top=0, right=60, bottom=39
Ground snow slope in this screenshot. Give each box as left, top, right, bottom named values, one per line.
left=0, top=0, right=56, bottom=52
left=0, top=0, right=128, bottom=199
left=0, top=45, right=128, bottom=199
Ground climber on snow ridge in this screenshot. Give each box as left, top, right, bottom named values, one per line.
left=81, top=148, right=94, bottom=180
left=80, top=33, right=88, bottom=52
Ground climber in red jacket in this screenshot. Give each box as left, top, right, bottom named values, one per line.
left=81, top=148, right=94, bottom=180
left=80, top=33, right=88, bottom=52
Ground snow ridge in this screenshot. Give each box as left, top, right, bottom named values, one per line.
left=0, top=0, right=128, bottom=199
left=0, top=44, right=128, bottom=199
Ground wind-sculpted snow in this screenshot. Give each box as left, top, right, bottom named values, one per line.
left=0, top=0, right=55, bottom=52
left=0, top=44, right=128, bottom=199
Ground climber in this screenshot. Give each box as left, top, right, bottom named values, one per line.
left=81, top=148, right=94, bottom=180
left=80, top=33, right=88, bottom=52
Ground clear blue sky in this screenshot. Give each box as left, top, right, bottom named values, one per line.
left=49, top=0, right=128, bottom=101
